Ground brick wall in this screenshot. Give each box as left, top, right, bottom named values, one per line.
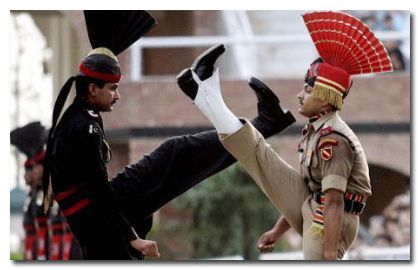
left=105, top=74, right=410, bottom=181
left=103, top=74, right=410, bottom=128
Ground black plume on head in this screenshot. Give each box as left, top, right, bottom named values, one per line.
left=10, top=122, right=47, bottom=158
left=83, top=10, right=158, bottom=56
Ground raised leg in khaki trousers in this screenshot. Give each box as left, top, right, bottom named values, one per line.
left=221, top=120, right=359, bottom=259
left=221, top=120, right=309, bottom=235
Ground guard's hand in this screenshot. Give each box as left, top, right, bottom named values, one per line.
left=130, top=238, right=160, bottom=258
left=257, top=230, right=279, bottom=253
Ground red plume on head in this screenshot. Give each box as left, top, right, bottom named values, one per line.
left=303, top=11, right=393, bottom=75
left=302, top=11, right=393, bottom=110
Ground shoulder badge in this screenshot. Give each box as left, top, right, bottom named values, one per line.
left=318, top=138, right=339, bottom=161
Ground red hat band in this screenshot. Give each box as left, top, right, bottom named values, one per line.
left=79, top=62, right=122, bottom=83
left=24, top=150, right=45, bottom=169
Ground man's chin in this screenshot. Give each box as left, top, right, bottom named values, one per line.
left=298, top=109, right=309, bottom=118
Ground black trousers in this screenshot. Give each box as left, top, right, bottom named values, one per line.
left=66, top=206, right=137, bottom=260
left=111, top=118, right=276, bottom=237
left=110, top=119, right=283, bottom=259
left=111, top=130, right=234, bottom=234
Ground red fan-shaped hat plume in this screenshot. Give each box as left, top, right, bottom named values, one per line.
left=302, top=11, right=393, bottom=110
left=303, top=11, right=393, bottom=75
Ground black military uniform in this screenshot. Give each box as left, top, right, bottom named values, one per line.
left=11, top=122, right=49, bottom=260
left=22, top=191, right=37, bottom=260
left=42, top=11, right=158, bottom=259
left=48, top=201, right=82, bottom=260
left=48, top=97, right=141, bottom=259
left=12, top=122, right=82, bottom=260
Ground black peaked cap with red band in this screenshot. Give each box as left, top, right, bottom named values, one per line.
left=303, top=11, right=393, bottom=110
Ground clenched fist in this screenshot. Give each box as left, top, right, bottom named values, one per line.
left=130, top=238, right=160, bottom=258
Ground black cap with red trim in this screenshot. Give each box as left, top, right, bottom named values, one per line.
left=43, top=11, right=157, bottom=211
left=78, top=11, right=157, bottom=84
left=10, top=122, right=47, bottom=168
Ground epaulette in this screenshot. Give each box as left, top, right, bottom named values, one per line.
left=318, top=126, right=333, bottom=137
left=317, top=126, right=356, bottom=151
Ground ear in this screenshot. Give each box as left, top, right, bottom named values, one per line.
left=87, top=83, right=98, bottom=97
left=321, top=101, right=333, bottom=110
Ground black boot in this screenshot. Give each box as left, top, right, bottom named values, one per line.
left=177, top=44, right=225, bottom=100
left=249, top=77, right=296, bottom=138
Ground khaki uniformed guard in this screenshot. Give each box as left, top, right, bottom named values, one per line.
left=178, top=11, right=393, bottom=260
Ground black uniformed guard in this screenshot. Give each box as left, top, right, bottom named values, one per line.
left=42, top=11, right=159, bottom=259
left=11, top=122, right=49, bottom=260
left=11, top=122, right=82, bottom=260
left=42, top=12, right=295, bottom=260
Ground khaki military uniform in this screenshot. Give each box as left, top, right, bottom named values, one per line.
left=220, top=111, right=371, bottom=259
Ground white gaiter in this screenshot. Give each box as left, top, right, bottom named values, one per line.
left=192, top=69, right=243, bottom=134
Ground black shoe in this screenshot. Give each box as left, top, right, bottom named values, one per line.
left=248, top=77, right=296, bottom=137
left=177, top=44, right=226, bottom=100
left=191, top=44, right=225, bottom=81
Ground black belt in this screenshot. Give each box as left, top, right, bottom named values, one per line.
left=312, top=191, right=366, bottom=215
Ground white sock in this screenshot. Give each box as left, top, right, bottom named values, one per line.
left=192, top=69, right=243, bottom=134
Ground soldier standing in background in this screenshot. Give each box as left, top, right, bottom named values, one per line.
left=11, top=122, right=49, bottom=260
left=11, top=122, right=81, bottom=260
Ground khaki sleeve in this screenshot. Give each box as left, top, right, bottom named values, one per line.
left=318, top=134, right=354, bottom=193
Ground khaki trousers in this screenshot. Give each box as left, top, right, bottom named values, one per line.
left=220, top=121, right=359, bottom=260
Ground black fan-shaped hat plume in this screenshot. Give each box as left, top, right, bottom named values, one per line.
left=10, top=122, right=47, bottom=158
left=83, top=10, right=157, bottom=56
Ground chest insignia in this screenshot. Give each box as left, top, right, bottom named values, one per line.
left=89, top=124, right=99, bottom=134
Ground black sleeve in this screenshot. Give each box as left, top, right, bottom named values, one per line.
left=79, top=125, right=138, bottom=241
